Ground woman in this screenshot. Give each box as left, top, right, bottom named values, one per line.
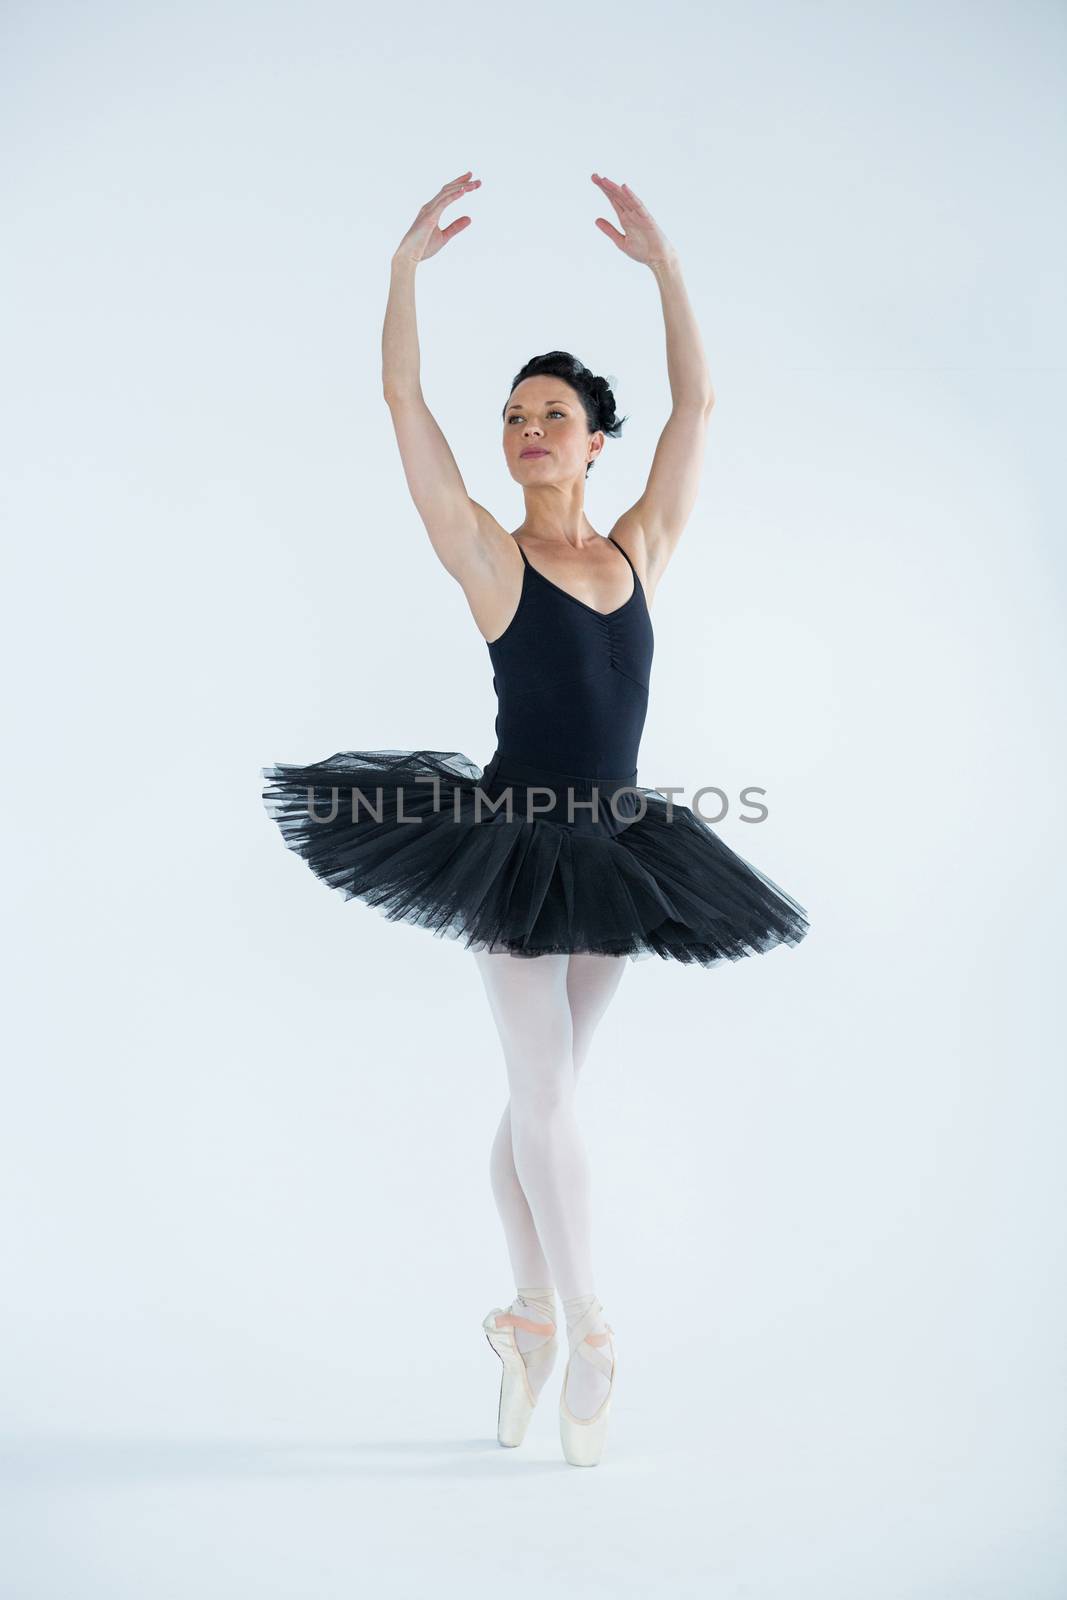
left=262, top=170, right=809, bottom=1467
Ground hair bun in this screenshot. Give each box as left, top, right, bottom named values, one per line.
left=592, top=375, right=616, bottom=427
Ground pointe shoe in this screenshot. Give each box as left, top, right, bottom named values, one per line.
left=482, top=1303, right=558, bottom=1447
left=559, top=1298, right=616, bottom=1467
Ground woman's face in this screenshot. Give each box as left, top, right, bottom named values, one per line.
left=502, top=376, right=603, bottom=484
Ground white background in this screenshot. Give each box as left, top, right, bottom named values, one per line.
left=3, top=2, right=1064, bottom=1595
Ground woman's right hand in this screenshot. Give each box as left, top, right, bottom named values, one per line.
left=393, top=171, right=482, bottom=265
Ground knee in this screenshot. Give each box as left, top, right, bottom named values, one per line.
left=509, top=1069, right=574, bottom=1127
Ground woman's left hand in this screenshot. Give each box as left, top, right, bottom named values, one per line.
left=591, top=174, right=678, bottom=267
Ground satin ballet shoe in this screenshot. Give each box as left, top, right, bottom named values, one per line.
left=559, top=1298, right=616, bottom=1467
left=482, top=1303, right=559, bottom=1447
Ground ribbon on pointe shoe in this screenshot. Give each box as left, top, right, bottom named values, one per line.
left=485, top=1301, right=559, bottom=1415
left=566, top=1297, right=613, bottom=1378
left=491, top=1309, right=557, bottom=1339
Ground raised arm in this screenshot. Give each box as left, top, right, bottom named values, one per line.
left=382, top=172, right=499, bottom=581
left=591, top=176, right=715, bottom=594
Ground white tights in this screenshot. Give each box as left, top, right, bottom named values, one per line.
left=474, top=948, right=626, bottom=1415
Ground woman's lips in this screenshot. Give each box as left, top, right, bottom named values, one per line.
left=520, top=449, right=549, bottom=457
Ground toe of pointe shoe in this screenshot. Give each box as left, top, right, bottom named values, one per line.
left=559, top=1353, right=616, bottom=1466
left=483, top=1306, right=557, bottom=1449
left=558, top=1301, right=616, bottom=1466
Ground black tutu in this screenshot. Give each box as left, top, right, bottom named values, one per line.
left=260, top=747, right=810, bottom=965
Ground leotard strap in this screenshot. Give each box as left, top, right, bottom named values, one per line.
left=606, top=535, right=637, bottom=575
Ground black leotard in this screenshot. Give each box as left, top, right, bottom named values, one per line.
left=485, top=535, right=654, bottom=780
left=263, top=529, right=811, bottom=962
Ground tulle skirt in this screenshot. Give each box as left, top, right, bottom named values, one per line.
left=260, top=747, right=810, bottom=965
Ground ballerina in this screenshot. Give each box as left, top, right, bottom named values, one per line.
left=263, top=169, right=809, bottom=1465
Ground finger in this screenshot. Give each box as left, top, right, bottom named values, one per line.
left=593, top=172, right=630, bottom=202
left=440, top=216, right=472, bottom=240
left=594, top=217, right=627, bottom=247
left=441, top=178, right=480, bottom=202
left=427, top=180, right=480, bottom=218
left=424, top=175, right=478, bottom=211
left=440, top=172, right=477, bottom=197
left=592, top=173, right=625, bottom=201
left=593, top=178, right=635, bottom=218
left=594, top=186, right=630, bottom=221
left=621, top=181, right=648, bottom=212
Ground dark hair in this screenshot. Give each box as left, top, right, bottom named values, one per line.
left=503, top=350, right=627, bottom=477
